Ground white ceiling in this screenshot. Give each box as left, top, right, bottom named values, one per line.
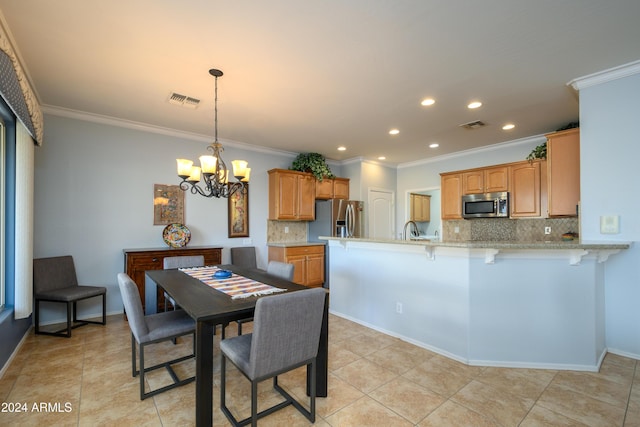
left=1, top=1, right=639, bottom=165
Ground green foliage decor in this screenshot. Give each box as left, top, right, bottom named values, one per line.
left=290, top=153, right=335, bottom=181
left=526, top=142, right=547, bottom=162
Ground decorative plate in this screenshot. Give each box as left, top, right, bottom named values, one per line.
left=213, top=270, right=232, bottom=279
left=163, top=223, right=191, bottom=248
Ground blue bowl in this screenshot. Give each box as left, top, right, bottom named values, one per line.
left=213, top=270, right=232, bottom=279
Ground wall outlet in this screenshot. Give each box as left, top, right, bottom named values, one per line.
left=600, top=215, right=620, bottom=234
left=454, top=226, right=460, bottom=234
left=243, top=238, right=252, bottom=245
left=284, top=226, right=289, bottom=234
left=544, top=227, right=551, bottom=235
left=396, top=302, right=403, bottom=314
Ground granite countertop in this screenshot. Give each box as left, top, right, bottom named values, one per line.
left=267, top=241, right=326, bottom=247
left=318, top=236, right=631, bottom=250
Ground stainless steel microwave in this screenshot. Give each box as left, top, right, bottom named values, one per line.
left=462, top=192, right=509, bottom=219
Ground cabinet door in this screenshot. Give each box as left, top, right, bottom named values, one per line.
left=510, top=162, right=541, bottom=217
left=420, top=195, right=431, bottom=221
left=269, top=171, right=298, bottom=220
left=315, top=178, right=333, bottom=200
left=297, top=174, right=316, bottom=220
left=462, top=171, right=483, bottom=195
left=441, top=173, right=462, bottom=219
left=547, top=128, right=580, bottom=216
left=305, top=253, right=325, bottom=287
left=333, top=178, right=350, bottom=200
left=484, top=166, right=509, bottom=193
left=287, top=255, right=307, bottom=285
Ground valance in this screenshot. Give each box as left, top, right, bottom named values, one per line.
left=0, top=25, right=43, bottom=145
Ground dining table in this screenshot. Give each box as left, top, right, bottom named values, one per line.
left=145, top=264, right=328, bottom=427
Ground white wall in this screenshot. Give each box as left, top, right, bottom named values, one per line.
left=34, top=113, right=295, bottom=322
left=578, top=71, right=640, bottom=358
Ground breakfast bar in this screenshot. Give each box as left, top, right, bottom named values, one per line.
left=323, top=237, right=630, bottom=372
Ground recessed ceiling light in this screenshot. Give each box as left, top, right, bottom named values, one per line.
left=337, top=146, right=346, bottom=151
left=389, top=129, right=400, bottom=135
left=421, top=98, right=435, bottom=106
left=378, top=156, right=386, bottom=160
left=429, top=143, right=439, bottom=148
left=467, top=101, right=482, bottom=109
left=502, top=123, right=515, bottom=130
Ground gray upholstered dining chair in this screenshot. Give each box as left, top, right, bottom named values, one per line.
left=117, top=273, right=196, bottom=400
left=236, top=260, right=295, bottom=336
left=230, top=246, right=258, bottom=270
left=220, top=287, right=326, bottom=427
left=162, top=255, right=205, bottom=311
left=33, top=255, right=107, bottom=338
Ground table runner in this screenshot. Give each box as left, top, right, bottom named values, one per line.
left=179, top=266, right=286, bottom=299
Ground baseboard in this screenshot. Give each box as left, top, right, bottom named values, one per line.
left=0, top=325, right=32, bottom=379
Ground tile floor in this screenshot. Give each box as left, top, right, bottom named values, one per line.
left=0, top=313, right=639, bottom=426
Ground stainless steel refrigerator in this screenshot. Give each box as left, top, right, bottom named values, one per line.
left=308, top=199, right=364, bottom=288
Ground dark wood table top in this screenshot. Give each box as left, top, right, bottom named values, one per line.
left=145, top=264, right=310, bottom=324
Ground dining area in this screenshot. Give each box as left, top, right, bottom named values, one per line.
left=130, top=259, right=329, bottom=426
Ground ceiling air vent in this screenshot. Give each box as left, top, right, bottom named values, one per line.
left=168, top=92, right=201, bottom=109
left=459, top=120, right=486, bottom=130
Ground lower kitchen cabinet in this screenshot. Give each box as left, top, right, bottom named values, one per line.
left=268, top=244, right=325, bottom=287
left=123, top=246, right=222, bottom=312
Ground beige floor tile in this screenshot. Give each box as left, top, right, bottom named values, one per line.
left=418, top=399, right=499, bottom=427
left=325, top=395, right=413, bottom=426
left=333, top=358, right=397, bottom=393
left=369, top=376, right=446, bottom=423
left=451, top=379, right=535, bottom=426
left=365, top=345, right=423, bottom=375
left=475, top=367, right=555, bottom=400
left=328, top=342, right=361, bottom=371
left=552, top=370, right=632, bottom=408
left=537, top=382, right=626, bottom=426
left=520, top=405, right=591, bottom=426
left=402, top=355, right=477, bottom=398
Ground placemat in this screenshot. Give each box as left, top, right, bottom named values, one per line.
left=179, top=266, right=286, bottom=299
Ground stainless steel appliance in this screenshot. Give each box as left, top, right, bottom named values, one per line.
left=308, top=199, right=364, bottom=288
left=462, top=192, right=509, bottom=219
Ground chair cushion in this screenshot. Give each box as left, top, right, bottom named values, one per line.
left=35, top=285, right=106, bottom=302
left=220, top=334, right=252, bottom=373
left=139, top=309, right=195, bottom=344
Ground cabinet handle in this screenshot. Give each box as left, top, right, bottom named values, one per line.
left=152, top=258, right=158, bottom=262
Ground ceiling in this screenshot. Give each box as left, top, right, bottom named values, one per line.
left=1, top=1, right=639, bottom=165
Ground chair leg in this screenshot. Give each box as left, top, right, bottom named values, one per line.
left=139, top=342, right=146, bottom=400
left=131, top=334, right=137, bottom=377
left=66, top=302, right=73, bottom=337
left=34, top=299, right=41, bottom=334
left=251, top=380, right=258, bottom=427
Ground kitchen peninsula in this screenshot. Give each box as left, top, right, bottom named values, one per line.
left=322, top=236, right=630, bottom=371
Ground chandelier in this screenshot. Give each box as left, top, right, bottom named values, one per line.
left=176, top=69, right=250, bottom=198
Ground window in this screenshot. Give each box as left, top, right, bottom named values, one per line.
left=0, top=118, right=4, bottom=309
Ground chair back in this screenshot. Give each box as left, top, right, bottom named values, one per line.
left=117, top=273, right=149, bottom=340
left=163, top=255, right=205, bottom=269
left=230, top=247, right=257, bottom=269
left=249, top=288, right=325, bottom=379
left=33, top=255, right=79, bottom=293
left=266, top=261, right=294, bottom=281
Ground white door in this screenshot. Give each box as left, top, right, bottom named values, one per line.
left=368, top=189, right=394, bottom=239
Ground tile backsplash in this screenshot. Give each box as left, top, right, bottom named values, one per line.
left=443, top=217, right=579, bottom=242
left=267, top=220, right=307, bottom=243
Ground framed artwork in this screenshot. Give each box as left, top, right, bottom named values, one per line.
left=153, top=184, right=185, bottom=225
left=228, top=185, right=249, bottom=238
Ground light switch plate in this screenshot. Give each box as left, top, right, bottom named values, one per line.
left=600, top=215, right=620, bottom=234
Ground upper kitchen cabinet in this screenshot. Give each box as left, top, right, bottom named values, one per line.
left=546, top=128, right=580, bottom=217
left=462, top=166, right=509, bottom=195
left=410, top=193, right=431, bottom=222
left=315, top=177, right=350, bottom=200
left=510, top=160, right=547, bottom=218
left=268, top=169, right=315, bottom=220
left=441, top=173, right=463, bottom=219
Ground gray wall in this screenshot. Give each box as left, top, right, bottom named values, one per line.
left=34, top=113, right=295, bottom=323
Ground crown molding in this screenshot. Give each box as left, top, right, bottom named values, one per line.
left=568, top=59, right=640, bottom=91
left=41, top=104, right=297, bottom=158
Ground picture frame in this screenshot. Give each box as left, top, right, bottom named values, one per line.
left=228, top=185, right=249, bottom=238
left=153, top=184, right=184, bottom=225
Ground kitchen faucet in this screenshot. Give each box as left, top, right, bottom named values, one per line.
left=402, top=220, right=420, bottom=240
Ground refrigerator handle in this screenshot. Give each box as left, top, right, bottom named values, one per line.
left=346, top=204, right=355, bottom=237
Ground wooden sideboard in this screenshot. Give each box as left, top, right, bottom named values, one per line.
left=123, top=246, right=222, bottom=311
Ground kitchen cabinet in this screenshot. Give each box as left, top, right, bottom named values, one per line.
left=546, top=128, right=580, bottom=217
left=123, top=246, right=222, bottom=312
left=410, top=193, right=431, bottom=222
left=441, top=173, right=463, bottom=219
left=510, top=160, right=547, bottom=217
left=462, top=166, right=508, bottom=195
left=268, top=169, right=315, bottom=220
left=268, top=244, right=325, bottom=287
left=315, top=177, right=350, bottom=200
